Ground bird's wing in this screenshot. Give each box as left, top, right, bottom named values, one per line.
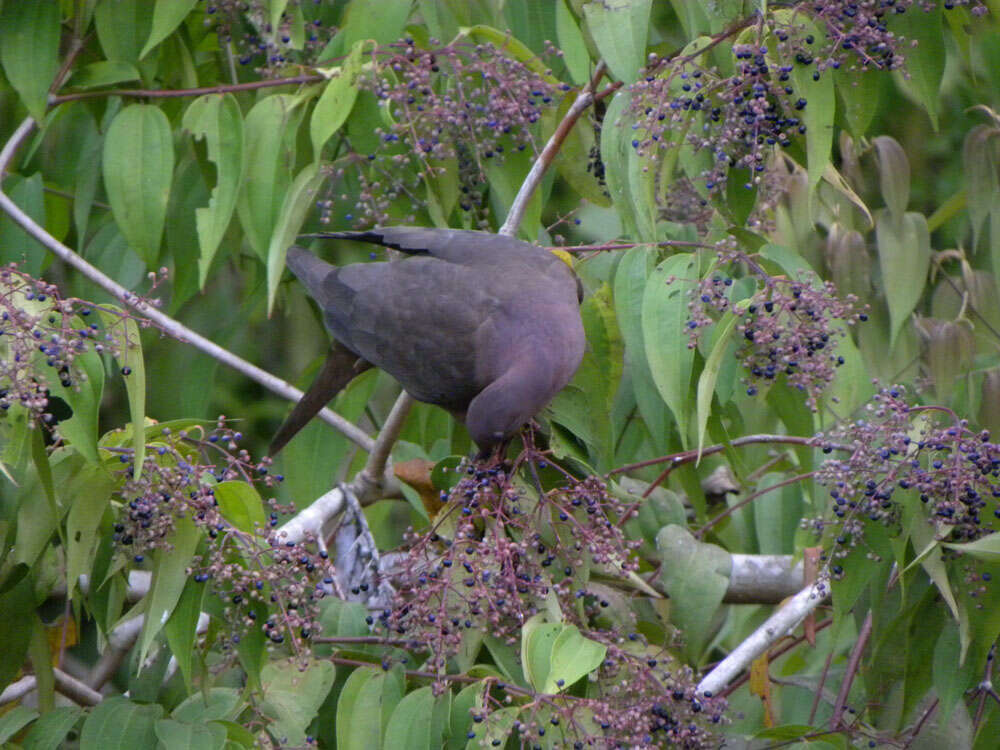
left=319, top=256, right=499, bottom=409
left=303, top=227, right=560, bottom=269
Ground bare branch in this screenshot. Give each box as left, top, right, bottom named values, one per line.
left=697, top=575, right=831, bottom=697
left=358, top=391, right=414, bottom=490
left=54, top=669, right=104, bottom=706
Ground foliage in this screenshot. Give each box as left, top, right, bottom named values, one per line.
left=2, top=0, right=1000, bottom=748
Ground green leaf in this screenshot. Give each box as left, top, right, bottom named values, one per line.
left=502, top=0, right=558, bottom=59
left=22, top=706, right=84, bottom=750
left=94, top=0, right=154, bottom=64
left=600, top=91, right=639, bottom=237
left=260, top=659, right=336, bottom=746
left=238, top=95, right=302, bottom=262
left=97, top=306, right=146, bottom=480
left=167, top=155, right=211, bottom=308
left=544, top=625, right=607, bottom=694
left=642, top=253, right=698, bottom=448
left=460, top=26, right=560, bottom=85
left=79, top=696, right=163, bottom=748
left=183, top=94, right=246, bottom=287
left=890, top=3, right=944, bottom=129
left=153, top=719, right=226, bottom=750
left=752, top=472, right=804, bottom=555
left=485, top=146, right=542, bottom=240
left=546, top=285, right=623, bottom=471
left=0, top=705, right=39, bottom=744
left=336, top=666, right=404, bottom=750
left=962, top=125, right=999, bottom=248
left=789, top=22, right=835, bottom=188
left=836, top=64, right=881, bottom=139
left=656, top=524, right=730, bottom=661
left=759, top=242, right=816, bottom=278
left=140, top=0, right=200, bottom=59
left=266, top=163, right=324, bottom=314
left=214, top=481, right=267, bottom=534
left=172, top=688, right=242, bottom=723
left=383, top=686, right=442, bottom=750
left=0, top=174, right=46, bottom=277
left=933, top=621, right=975, bottom=724
left=280, top=368, right=377, bottom=506
left=41, top=330, right=104, bottom=465
left=875, top=210, right=931, bottom=349
left=521, top=615, right=563, bottom=693
left=943, top=534, right=1000, bottom=563
left=337, top=0, right=412, bottom=50
left=907, top=511, right=960, bottom=625
left=448, top=681, right=486, bottom=750
left=138, top=516, right=202, bottom=664
left=311, top=41, right=364, bottom=159
left=556, top=0, right=590, bottom=85
left=463, top=705, right=517, bottom=749
left=613, top=245, right=671, bottom=453
left=65, top=465, right=117, bottom=599
left=102, top=105, right=174, bottom=267
left=550, top=94, right=610, bottom=207
left=695, top=312, right=737, bottom=462
left=67, top=61, right=142, bottom=90
left=483, top=635, right=526, bottom=687
left=0, top=0, right=60, bottom=120
left=28, top=614, right=55, bottom=712
left=212, top=720, right=256, bottom=749
left=0, top=577, right=33, bottom=693
left=873, top=136, right=910, bottom=221
left=163, top=578, right=208, bottom=692
left=582, top=0, right=651, bottom=84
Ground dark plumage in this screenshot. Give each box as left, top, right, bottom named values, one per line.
left=270, top=227, right=585, bottom=457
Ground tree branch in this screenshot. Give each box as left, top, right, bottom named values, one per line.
left=51, top=74, right=325, bottom=105
left=697, top=574, right=831, bottom=696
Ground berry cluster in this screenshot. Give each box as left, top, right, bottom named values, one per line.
left=815, top=386, right=1000, bottom=544
left=111, top=419, right=335, bottom=652
left=369, top=464, right=728, bottom=745
left=626, top=1, right=985, bottom=195
left=317, top=39, right=562, bottom=227
left=203, top=1, right=336, bottom=73
left=687, top=251, right=867, bottom=410
left=382, top=470, right=638, bottom=664
left=0, top=267, right=123, bottom=424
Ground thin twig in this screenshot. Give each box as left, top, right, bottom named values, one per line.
left=609, top=434, right=846, bottom=476
left=556, top=240, right=716, bottom=252
left=830, top=609, right=873, bottom=729
left=51, top=74, right=325, bottom=104
left=698, top=471, right=815, bottom=537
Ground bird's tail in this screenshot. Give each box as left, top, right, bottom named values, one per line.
left=285, top=245, right=334, bottom=302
